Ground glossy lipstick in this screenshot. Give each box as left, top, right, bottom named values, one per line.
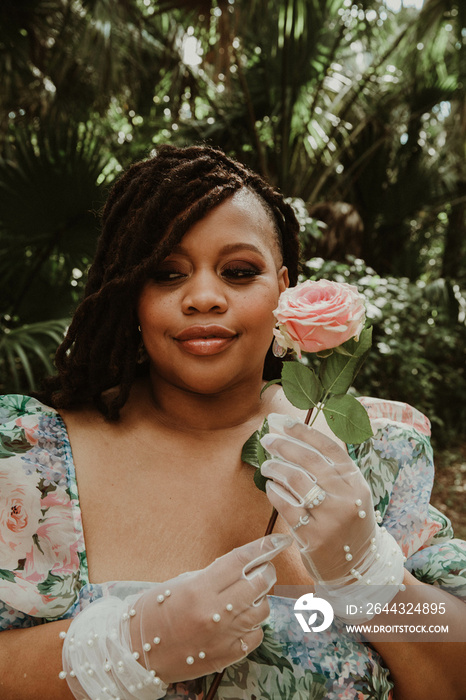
left=174, top=325, right=237, bottom=356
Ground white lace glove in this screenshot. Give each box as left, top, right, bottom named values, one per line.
left=260, top=414, right=405, bottom=621
left=61, top=534, right=291, bottom=699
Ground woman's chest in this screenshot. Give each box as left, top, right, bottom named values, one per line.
left=72, top=430, right=310, bottom=586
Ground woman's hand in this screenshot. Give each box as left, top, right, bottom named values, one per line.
left=62, top=534, right=292, bottom=698
left=260, top=413, right=378, bottom=583
left=132, top=533, right=292, bottom=682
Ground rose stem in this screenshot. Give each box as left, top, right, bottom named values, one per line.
left=205, top=672, right=224, bottom=700
left=206, top=407, right=315, bottom=699
left=264, top=406, right=314, bottom=536
left=264, top=507, right=279, bottom=535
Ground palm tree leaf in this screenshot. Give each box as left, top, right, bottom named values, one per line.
left=0, top=319, right=68, bottom=393
left=10, top=341, right=36, bottom=390
left=0, top=119, right=112, bottom=321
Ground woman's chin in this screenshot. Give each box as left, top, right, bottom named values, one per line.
left=167, top=366, right=260, bottom=398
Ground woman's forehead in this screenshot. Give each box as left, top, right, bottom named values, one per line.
left=174, top=190, right=282, bottom=260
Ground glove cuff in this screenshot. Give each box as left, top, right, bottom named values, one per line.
left=60, top=594, right=169, bottom=699
left=315, top=526, right=406, bottom=623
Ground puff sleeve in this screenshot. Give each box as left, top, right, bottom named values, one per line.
left=0, top=395, right=86, bottom=629
left=351, top=397, right=466, bottom=601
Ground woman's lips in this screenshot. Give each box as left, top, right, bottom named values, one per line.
left=177, top=337, right=236, bottom=355
left=174, top=325, right=237, bottom=356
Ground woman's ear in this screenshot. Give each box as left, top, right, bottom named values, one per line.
left=278, top=266, right=289, bottom=293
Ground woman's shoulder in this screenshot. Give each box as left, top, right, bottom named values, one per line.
left=264, top=384, right=308, bottom=420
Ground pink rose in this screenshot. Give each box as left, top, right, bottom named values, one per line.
left=273, top=279, right=365, bottom=357
left=0, top=456, right=42, bottom=569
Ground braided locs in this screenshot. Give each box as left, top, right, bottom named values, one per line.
left=39, top=144, right=300, bottom=419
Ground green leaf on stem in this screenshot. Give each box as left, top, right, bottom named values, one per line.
left=260, top=377, right=282, bottom=397
left=332, top=345, right=353, bottom=357
left=241, top=419, right=270, bottom=492
left=241, top=426, right=265, bottom=469
left=281, top=361, right=322, bottom=409
left=253, top=466, right=269, bottom=493
left=316, top=348, right=334, bottom=358
left=322, top=394, right=373, bottom=444
left=320, top=328, right=372, bottom=395
left=342, top=327, right=373, bottom=359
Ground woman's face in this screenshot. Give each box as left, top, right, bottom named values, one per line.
left=137, top=189, right=289, bottom=395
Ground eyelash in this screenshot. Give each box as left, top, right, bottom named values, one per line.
left=151, top=266, right=262, bottom=283
left=223, top=266, right=261, bottom=279
left=151, top=270, right=184, bottom=282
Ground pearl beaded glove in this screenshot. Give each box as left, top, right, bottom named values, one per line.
left=260, top=414, right=405, bottom=621
left=62, top=534, right=292, bottom=699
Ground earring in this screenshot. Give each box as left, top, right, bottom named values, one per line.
left=136, top=324, right=147, bottom=363
left=272, top=337, right=287, bottom=358
left=137, top=330, right=148, bottom=364
left=137, top=342, right=148, bottom=364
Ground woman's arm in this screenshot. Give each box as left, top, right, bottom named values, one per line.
left=260, top=415, right=466, bottom=700
left=369, top=570, right=466, bottom=700
left=0, top=619, right=74, bottom=700
left=1, top=534, right=291, bottom=700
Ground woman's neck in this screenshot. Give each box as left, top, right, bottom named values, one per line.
left=128, top=371, right=269, bottom=435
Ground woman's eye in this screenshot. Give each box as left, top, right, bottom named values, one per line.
left=222, top=265, right=261, bottom=280
left=151, top=269, right=186, bottom=283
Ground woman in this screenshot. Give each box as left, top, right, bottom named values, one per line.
left=0, top=144, right=464, bottom=700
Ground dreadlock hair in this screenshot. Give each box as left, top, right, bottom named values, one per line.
left=39, top=144, right=300, bottom=420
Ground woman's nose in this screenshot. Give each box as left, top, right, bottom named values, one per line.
left=181, top=271, right=228, bottom=314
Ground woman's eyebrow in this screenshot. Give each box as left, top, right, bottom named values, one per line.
left=219, top=243, right=265, bottom=256
left=170, top=242, right=265, bottom=256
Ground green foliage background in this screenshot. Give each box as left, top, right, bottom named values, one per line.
left=0, top=0, right=465, bottom=444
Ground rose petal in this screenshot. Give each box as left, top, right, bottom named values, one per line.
left=273, top=280, right=366, bottom=354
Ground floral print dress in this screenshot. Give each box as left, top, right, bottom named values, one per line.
left=0, top=394, right=465, bottom=700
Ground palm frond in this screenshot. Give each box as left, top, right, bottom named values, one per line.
left=0, top=318, right=68, bottom=393
left=0, top=119, right=113, bottom=321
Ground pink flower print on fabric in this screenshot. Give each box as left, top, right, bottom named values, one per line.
left=15, top=414, right=39, bottom=446
left=0, top=455, right=42, bottom=570
left=24, top=489, right=80, bottom=582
